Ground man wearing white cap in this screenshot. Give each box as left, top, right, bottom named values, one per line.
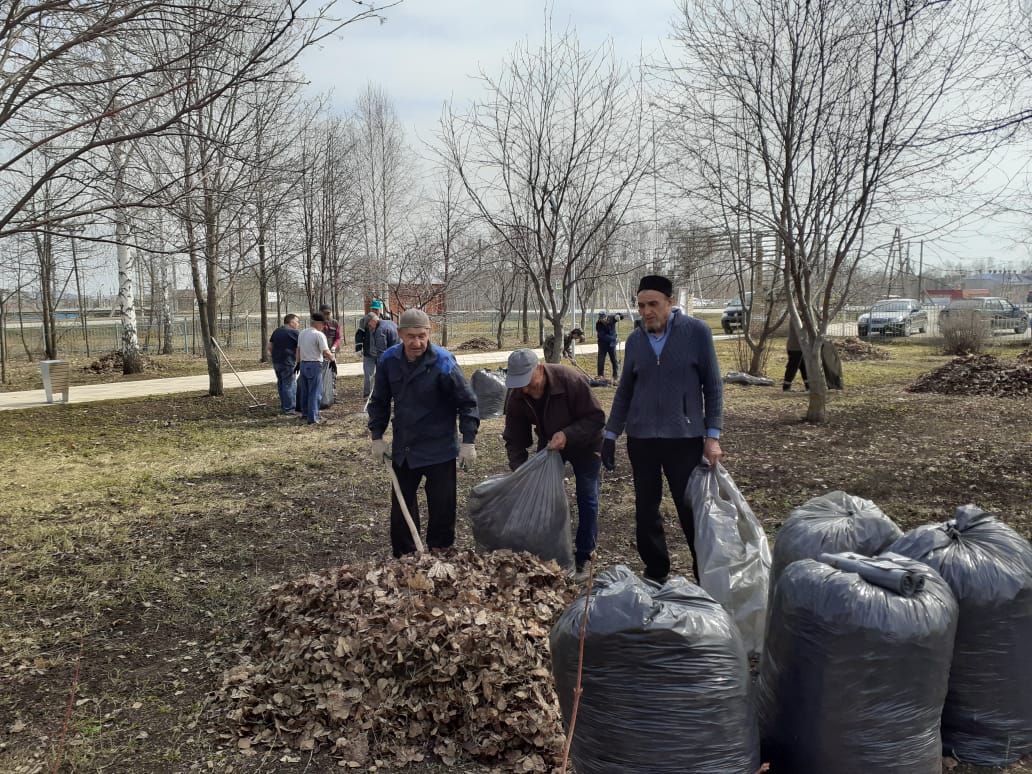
left=503, top=348, right=605, bottom=580
left=367, top=308, right=480, bottom=557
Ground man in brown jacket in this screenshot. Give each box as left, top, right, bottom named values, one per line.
left=503, top=349, right=605, bottom=580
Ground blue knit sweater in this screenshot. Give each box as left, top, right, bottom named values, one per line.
left=604, top=309, right=723, bottom=439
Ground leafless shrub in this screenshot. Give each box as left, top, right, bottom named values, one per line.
left=940, top=309, right=989, bottom=355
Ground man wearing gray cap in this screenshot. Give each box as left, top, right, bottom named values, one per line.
left=503, top=348, right=605, bottom=580
left=602, top=274, right=724, bottom=583
left=367, top=308, right=480, bottom=557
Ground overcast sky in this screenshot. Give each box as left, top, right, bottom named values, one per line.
left=298, top=0, right=1030, bottom=273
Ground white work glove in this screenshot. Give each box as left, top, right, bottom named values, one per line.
left=458, top=443, right=477, bottom=470
left=371, top=438, right=388, bottom=465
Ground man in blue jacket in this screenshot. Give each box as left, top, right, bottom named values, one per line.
left=368, top=308, right=480, bottom=557
left=356, top=311, right=400, bottom=401
left=601, top=275, right=724, bottom=583
left=595, top=310, right=625, bottom=379
left=267, top=313, right=300, bottom=415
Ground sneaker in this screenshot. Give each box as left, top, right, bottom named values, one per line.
left=571, top=561, right=589, bottom=583
left=307, top=418, right=326, bottom=425
left=643, top=571, right=669, bottom=585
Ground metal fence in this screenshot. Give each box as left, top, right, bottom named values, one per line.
left=1, top=310, right=550, bottom=359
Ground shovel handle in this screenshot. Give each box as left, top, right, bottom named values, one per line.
left=385, top=460, right=425, bottom=553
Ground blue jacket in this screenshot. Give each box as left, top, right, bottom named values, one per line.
left=368, top=344, right=480, bottom=468
left=605, top=309, right=723, bottom=439
left=357, top=319, right=399, bottom=359
left=595, top=314, right=623, bottom=346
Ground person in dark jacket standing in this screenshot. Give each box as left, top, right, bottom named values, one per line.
left=783, top=318, right=808, bottom=391
left=503, top=349, right=606, bottom=580
left=595, top=310, right=625, bottom=379
left=267, top=313, right=300, bottom=415
left=368, top=309, right=480, bottom=557
left=357, top=312, right=400, bottom=400
left=601, top=274, right=724, bottom=583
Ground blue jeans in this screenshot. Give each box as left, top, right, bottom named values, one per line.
left=297, top=361, right=323, bottom=423
left=570, top=455, right=601, bottom=565
left=274, top=364, right=297, bottom=413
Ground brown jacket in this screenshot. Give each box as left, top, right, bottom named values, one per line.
left=503, top=364, right=605, bottom=470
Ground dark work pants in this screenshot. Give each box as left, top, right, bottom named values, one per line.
left=783, top=349, right=808, bottom=389
left=596, top=341, right=619, bottom=378
left=390, top=458, right=457, bottom=557
left=626, top=436, right=704, bottom=580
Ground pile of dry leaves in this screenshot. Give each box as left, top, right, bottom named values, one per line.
left=216, top=550, right=572, bottom=771
left=83, top=351, right=159, bottom=373
left=908, top=354, right=1032, bottom=397
left=453, top=337, right=497, bottom=352
left=1016, top=347, right=1032, bottom=364
left=834, top=337, right=891, bottom=361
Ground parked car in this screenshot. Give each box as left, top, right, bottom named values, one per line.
left=940, top=297, right=1029, bottom=334
left=857, top=298, right=928, bottom=337
left=721, top=293, right=752, bottom=334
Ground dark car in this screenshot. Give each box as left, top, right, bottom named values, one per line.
left=857, top=298, right=928, bottom=337
left=940, top=297, right=1029, bottom=335
left=721, top=293, right=752, bottom=334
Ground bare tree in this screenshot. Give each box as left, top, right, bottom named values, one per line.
left=441, top=25, right=650, bottom=362
left=353, top=84, right=411, bottom=299
left=669, top=0, right=992, bottom=421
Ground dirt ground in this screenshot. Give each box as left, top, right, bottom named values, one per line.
left=1, top=339, right=1030, bottom=772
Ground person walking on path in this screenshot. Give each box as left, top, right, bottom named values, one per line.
left=296, top=312, right=335, bottom=425
left=368, top=309, right=480, bottom=557
left=503, top=348, right=605, bottom=581
left=356, top=311, right=399, bottom=400
left=595, top=310, right=625, bottom=380
left=783, top=319, right=808, bottom=392
left=601, top=274, right=724, bottom=583
left=267, top=313, right=301, bottom=416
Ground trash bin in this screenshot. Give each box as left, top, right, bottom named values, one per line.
left=40, top=360, right=70, bottom=403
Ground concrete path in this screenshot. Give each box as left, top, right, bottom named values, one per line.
left=0, top=344, right=604, bottom=412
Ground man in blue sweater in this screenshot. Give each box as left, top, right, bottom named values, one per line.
left=601, top=274, right=724, bottom=583
left=368, top=308, right=480, bottom=557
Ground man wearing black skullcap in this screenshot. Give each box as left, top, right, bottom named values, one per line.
left=601, top=274, right=724, bottom=583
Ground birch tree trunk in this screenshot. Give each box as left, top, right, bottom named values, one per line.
left=111, top=144, right=143, bottom=374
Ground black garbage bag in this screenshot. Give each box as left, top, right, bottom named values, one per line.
left=550, top=565, right=760, bottom=774
left=758, top=553, right=957, bottom=774
left=888, top=505, right=1032, bottom=766
left=471, top=368, right=507, bottom=419
left=319, top=360, right=337, bottom=409
left=466, top=450, right=573, bottom=569
left=771, top=491, right=902, bottom=596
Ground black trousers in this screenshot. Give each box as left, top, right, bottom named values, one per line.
left=783, top=349, right=808, bottom=388
left=626, top=436, right=704, bottom=580
left=596, top=341, right=619, bottom=378
left=390, top=458, right=457, bottom=557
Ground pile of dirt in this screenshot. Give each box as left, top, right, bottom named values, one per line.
left=908, top=354, right=1032, bottom=397
left=83, top=351, right=159, bottom=373
left=834, top=337, right=891, bottom=361
left=216, top=550, right=572, bottom=771
left=1015, top=348, right=1032, bottom=364
left=453, top=337, right=497, bottom=352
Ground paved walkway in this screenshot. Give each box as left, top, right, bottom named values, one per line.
left=0, top=344, right=611, bottom=412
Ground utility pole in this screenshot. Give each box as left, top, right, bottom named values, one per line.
left=917, top=240, right=924, bottom=301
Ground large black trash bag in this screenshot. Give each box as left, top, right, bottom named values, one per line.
left=888, top=505, right=1032, bottom=765
left=467, top=450, right=573, bottom=569
left=771, top=491, right=902, bottom=595
left=758, top=553, right=957, bottom=774
left=550, top=565, right=760, bottom=774
left=470, top=368, right=507, bottom=419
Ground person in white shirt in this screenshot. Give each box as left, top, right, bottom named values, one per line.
left=295, top=312, right=335, bottom=425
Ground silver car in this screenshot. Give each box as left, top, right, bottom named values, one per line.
left=857, top=299, right=928, bottom=337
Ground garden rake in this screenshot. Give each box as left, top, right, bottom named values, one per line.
left=210, top=336, right=267, bottom=409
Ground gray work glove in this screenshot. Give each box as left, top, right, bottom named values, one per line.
left=458, top=443, right=477, bottom=470
left=371, top=438, right=388, bottom=465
